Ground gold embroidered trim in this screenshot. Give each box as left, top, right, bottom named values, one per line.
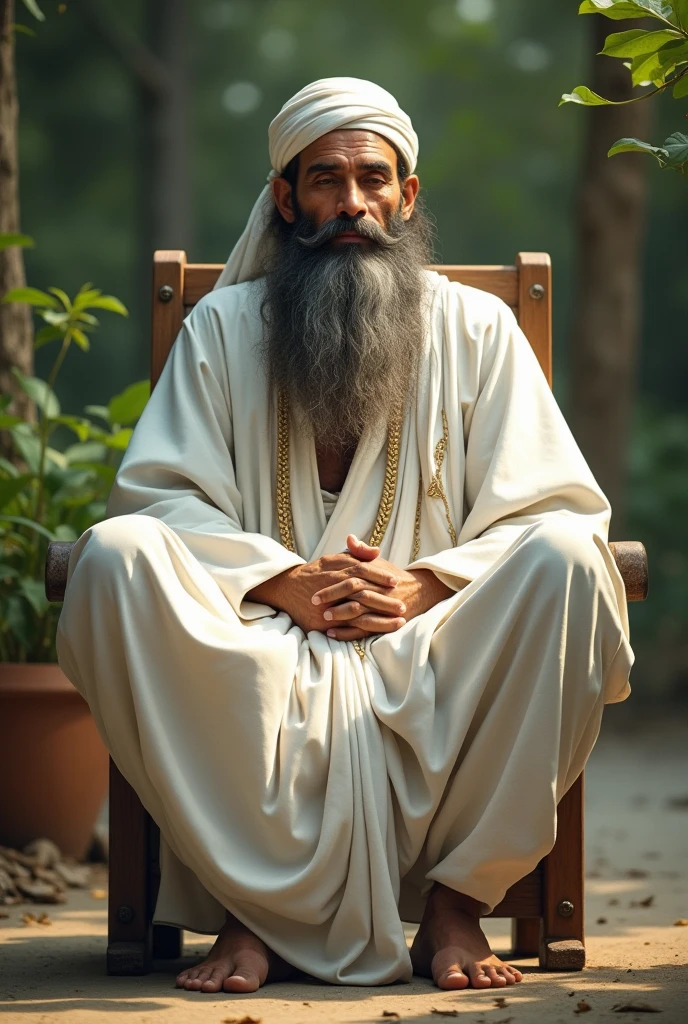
left=276, top=390, right=296, bottom=552
left=425, top=409, right=457, bottom=548
left=411, top=475, right=423, bottom=562
left=352, top=640, right=366, bottom=660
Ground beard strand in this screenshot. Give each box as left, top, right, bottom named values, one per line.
left=260, top=204, right=435, bottom=447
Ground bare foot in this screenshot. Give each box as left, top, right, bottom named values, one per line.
left=176, top=912, right=292, bottom=993
left=411, top=884, right=524, bottom=990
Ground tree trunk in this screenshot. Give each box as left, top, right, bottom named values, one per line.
left=570, top=17, right=651, bottom=536
left=0, top=0, right=34, bottom=455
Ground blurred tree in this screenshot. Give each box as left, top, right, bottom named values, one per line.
left=569, top=16, right=651, bottom=531
left=79, top=0, right=193, bottom=304
left=0, top=0, right=34, bottom=453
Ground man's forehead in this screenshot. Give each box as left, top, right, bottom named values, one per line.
left=298, top=129, right=397, bottom=171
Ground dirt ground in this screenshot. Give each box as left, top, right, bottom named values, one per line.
left=1, top=715, right=687, bottom=1024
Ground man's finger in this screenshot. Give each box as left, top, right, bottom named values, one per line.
left=323, top=595, right=405, bottom=622
left=313, top=579, right=401, bottom=608
left=346, top=534, right=380, bottom=562
left=349, top=614, right=406, bottom=633
left=325, top=626, right=370, bottom=641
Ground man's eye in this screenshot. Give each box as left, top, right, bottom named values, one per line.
left=315, top=178, right=336, bottom=186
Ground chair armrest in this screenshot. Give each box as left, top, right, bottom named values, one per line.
left=45, top=541, right=76, bottom=602
left=45, top=538, right=649, bottom=604
left=609, top=541, right=648, bottom=602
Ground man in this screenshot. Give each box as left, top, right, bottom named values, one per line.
left=57, top=78, right=633, bottom=994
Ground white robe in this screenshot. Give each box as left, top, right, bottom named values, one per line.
left=57, top=271, right=633, bottom=985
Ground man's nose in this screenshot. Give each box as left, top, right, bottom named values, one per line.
left=336, top=182, right=367, bottom=219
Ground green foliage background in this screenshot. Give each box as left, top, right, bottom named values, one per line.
left=13, top=0, right=688, bottom=701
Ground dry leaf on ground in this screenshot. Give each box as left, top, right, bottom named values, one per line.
left=89, top=888, right=107, bottom=899
left=674, top=918, right=688, bottom=926
left=381, top=1013, right=400, bottom=1020
left=430, top=1010, right=459, bottom=1018
left=494, top=997, right=509, bottom=1008
left=0, top=910, right=9, bottom=919
left=20, top=913, right=37, bottom=925
left=221, top=1016, right=262, bottom=1024
left=612, top=1001, right=661, bottom=1013
left=574, top=1000, right=592, bottom=1014
left=37, top=912, right=52, bottom=925
left=630, top=895, right=655, bottom=908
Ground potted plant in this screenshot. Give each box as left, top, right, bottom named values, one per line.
left=0, top=268, right=149, bottom=858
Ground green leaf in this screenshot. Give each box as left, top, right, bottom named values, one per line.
left=601, top=28, right=683, bottom=57
left=83, top=294, right=128, bottom=316
left=71, top=327, right=91, bottom=351
left=64, top=441, right=107, bottom=464
left=676, top=0, right=688, bottom=29
left=76, top=311, right=99, bottom=327
left=0, top=414, right=22, bottom=428
left=9, top=426, right=41, bottom=472
left=11, top=370, right=60, bottom=418
left=0, top=474, right=33, bottom=510
left=0, top=516, right=56, bottom=541
left=46, top=286, right=71, bottom=311
left=83, top=404, right=110, bottom=423
left=54, top=524, right=78, bottom=542
left=13, top=23, right=37, bottom=37
left=560, top=85, right=617, bottom=105
left=1, top=287, right=58, bottom=309
left=656, top=38, right=688, bottom=67
left=579, top=0, right=676, bottom=21
left=53, top=415, right=91, bottom=442
left=104, top=428, right=134, bottom=451
left=40, top=309, right=70, bottom=327
left=3, top=595, right=34, bottom=650
left=108, top=380, right=150, bottom=426
left=630, top=50, right=667, bottom=84
left=609, top=136, right=670, bottom=161
left=21, top=0, right=45, bottom=21
left=662, top=131, right=688, bottom=168
left=19, top=577, right=49, bottom=616
left=34, top=325, right=64, bottom=349
left=674, top=71, right=688, bottom=95
left=45, top=447, right=67, bottom=470
left=0, top=232, right=34, bottom=251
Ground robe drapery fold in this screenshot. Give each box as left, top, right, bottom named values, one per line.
left=57, top=271, right=633, bottom=985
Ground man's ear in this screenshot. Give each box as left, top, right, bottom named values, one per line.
left=272, top=177, right=296, bottom=224
left=400, top=174, right=420, bottom=222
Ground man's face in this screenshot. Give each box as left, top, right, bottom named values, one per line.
left=272, top=129, right=419, bottom=241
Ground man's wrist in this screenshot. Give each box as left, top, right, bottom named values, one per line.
left=246, top=566, right=296, bottom=609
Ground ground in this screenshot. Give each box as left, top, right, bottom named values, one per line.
left=1, top=715, right=687, bottom=1024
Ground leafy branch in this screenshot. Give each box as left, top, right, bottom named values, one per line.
left=560, top=0, right=688, bottom=175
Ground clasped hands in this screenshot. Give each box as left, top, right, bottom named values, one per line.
left=247, top=534, right=452, bottom=641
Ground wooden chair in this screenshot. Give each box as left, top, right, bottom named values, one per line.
left=45, top=250, right=648, bottom=977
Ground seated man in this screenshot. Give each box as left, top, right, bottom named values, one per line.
left=57, top=77, right=633, bottom=994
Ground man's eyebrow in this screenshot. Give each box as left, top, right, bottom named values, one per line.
left=304, top=160, right=394, bottom=175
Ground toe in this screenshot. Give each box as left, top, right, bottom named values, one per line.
left=468, top=963, right=492, bottom=988
left=437, top=966, right=469, bottom=990
left=499, top=965, right=518, bottom=984
left=200, top=967, right=226, bottom=993
left=486, top=965, right=507, bottom=986
left=222, top=952, right=265, bottom=993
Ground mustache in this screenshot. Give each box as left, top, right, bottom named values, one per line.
left=296, top=214, right=404, bottom=250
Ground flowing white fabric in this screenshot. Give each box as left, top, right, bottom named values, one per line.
left=213, top=78, right=419, bottom=289
left=57, top=273, right=633, bottom=985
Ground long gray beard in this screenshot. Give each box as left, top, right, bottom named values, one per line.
left=260, top=206, right=434, bottom=447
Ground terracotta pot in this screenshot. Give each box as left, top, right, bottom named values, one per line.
left=0, top=663, right=109, bottom=859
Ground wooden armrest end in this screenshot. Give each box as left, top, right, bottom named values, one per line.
left=609, top=541, right=648, bottom=602
left=45, top=541, right=76, bottom=602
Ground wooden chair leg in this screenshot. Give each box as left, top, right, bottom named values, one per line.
left=540, top=773, right=585, bottom=970
left=107, top=759, right=153, bottom=975
left=512, top=918, right=541, bottom=957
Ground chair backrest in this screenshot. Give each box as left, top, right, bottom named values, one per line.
left=150, top=250, right=552, bottom=389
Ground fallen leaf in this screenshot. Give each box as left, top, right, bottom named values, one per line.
left=596, top=917, right=607, bottom=924
left=89, top=888, right=107, bottom=899
left=20, top=913, right=37, bottom=925
left=674, top=919, right=688, bottom=926
left=302, top=1002, right=311, bottom=1007
left=574, top=1000, right=592, bottom=1014
left=0, top=910, right=9, bottom=919
left=381, top=1013, right=400, bottom=1020
left=625, top=868, right=649, bottom=879
left=612, top=1001, right=661, bottom=1013
left=630, top=895, right=655, bottom=908
left=608, top=898, right=620, bottom=906
left=494, top=998, right=509, bottom=1008
left=221, top=1017, right=262, bottom=1024
left=431, top=1011, right=459, bottom=1018
left=568, top=991, right=576, bottom=997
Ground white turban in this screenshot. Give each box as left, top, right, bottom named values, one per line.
left=214, top=77, right=419, bottom=289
